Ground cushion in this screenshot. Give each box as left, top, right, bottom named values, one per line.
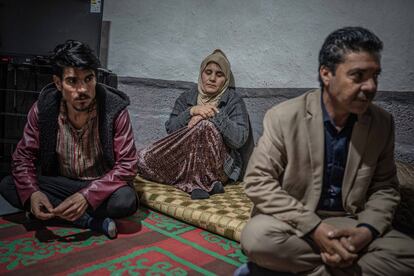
left=394, top=161, right=414, bottom=236
left=134, top=176, right=251, bottom=242
left=134, top=161, right=414, bottom=241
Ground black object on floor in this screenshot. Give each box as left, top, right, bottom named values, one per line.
left=191, top=189, right=210, bottom=200
left=210, top=181, right=225, bottom=195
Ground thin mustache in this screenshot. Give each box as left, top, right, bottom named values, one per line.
left=356, top=91, right=375, bottom=101
left=75, top=94, right=91, bottom=101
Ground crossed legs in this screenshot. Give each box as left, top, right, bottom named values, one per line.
left=241, top=214, right=414, bottom=276
left=0, top=175, right=138, bottom=219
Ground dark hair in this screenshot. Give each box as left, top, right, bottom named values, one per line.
left=50, top=40, right=101, bottom=78
left=318, top=26, right=383, bottom=89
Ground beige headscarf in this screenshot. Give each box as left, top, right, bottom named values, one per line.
left=197, top=49, right=233, bottom=107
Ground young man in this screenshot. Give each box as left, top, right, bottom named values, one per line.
left=0, top=40, right=139, bottom=239
left=237, top=27, right=414, bottom=275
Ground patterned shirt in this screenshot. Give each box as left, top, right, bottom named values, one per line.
left=56, top=100, right=108, bottom=180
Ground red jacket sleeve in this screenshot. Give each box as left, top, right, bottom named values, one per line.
left=79, top=109, right=138, bottom=209
left=12, top=102, right=41, bottom=205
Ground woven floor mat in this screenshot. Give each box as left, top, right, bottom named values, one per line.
left=134, top=176, right=252, bottom=242
left=134, top=161, right=414, bottom=241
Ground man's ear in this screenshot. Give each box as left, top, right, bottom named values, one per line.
left=319, top=66, right=333, bottom=88
left=53, top=75, right=62, bottom=91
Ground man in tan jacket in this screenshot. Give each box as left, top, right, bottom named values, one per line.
left=237, top=27, right=414, bottom=275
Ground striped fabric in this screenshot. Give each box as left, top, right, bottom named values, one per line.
left=138, top=120, right=228, bottom=194
left=56, top=100, right=108, bottom=180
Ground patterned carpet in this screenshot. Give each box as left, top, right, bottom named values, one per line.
left=0, top=208, right=246, bottom=275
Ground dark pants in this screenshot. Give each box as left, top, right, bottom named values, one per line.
left=0, top=175, right=138, bottom=219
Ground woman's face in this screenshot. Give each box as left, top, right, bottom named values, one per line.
left=201, top=62, right=226, bottom=95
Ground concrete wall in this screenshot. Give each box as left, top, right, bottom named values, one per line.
left=104, top=0, right=414, bottom=91
left=104, top=1, right=414, bottom=162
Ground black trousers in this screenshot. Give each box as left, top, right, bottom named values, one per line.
left=0, top=175, right=138, bottom=219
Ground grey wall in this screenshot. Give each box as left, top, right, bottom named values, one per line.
left=104, top=0, right=414, bottom=91
left=121, top=78, right=414, bottom=164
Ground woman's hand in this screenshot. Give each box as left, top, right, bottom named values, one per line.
left=190, top=105, right=219, bottom=119
left=188, top=115, right=204, bottom=128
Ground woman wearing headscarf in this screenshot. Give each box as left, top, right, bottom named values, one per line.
left=137, top=49, right=254, bottom=199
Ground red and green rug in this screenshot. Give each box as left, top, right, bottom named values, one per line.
left=0, top=208, right=246, bottom=275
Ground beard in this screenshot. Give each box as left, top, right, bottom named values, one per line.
left=73, top=104, right=91, bottom=112
left=72, top=94, right=93, bottom=112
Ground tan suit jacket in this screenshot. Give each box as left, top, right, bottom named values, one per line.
left=244, top=89, right=400, bottom=237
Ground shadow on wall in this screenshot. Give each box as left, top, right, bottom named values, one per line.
left=120, top=77, right=414, bottom=164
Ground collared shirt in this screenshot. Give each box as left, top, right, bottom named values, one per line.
left=318, top=100, right=357, bottom=211
left=56, top=99, right=108, bottom=180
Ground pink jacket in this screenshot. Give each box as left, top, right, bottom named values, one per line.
left=12, top=102, right=138, bottom=209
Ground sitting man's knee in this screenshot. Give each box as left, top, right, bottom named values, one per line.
left=242, top=215, right=280, bottom=256
left=0, top=175, right=13, bottom=190
left=241, top=215, right=300, bottom=263
left=0, top=176, right=11, bottom=200
left=107, top=186, right=138, bottom=218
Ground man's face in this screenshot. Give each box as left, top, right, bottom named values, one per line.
left=321, top=51, right=381, bottom=115
left=53, top=67, right=97, bottom=112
